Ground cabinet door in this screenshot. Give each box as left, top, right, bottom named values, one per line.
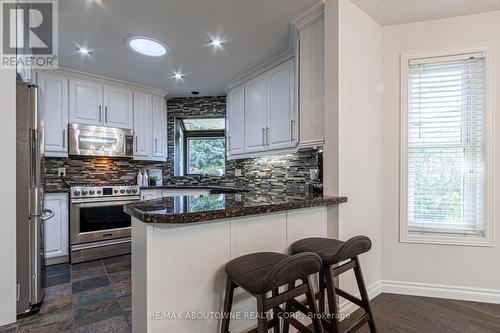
left=267, top=59, right=296, bottom=150
left=299, top=17, right=325, bottom=148
left=44, top=193, right=68, bottom=260
left=227, top=85, right=245, bottom=155
left=133, top=92, right=152, bottom=159
left=141, top=190, right=162, bottom=201
left=151, top=95, right=167, bottom=161
left=69, top=79, right=103, bottom=125
left=244, top=74, right=268, bottom=153
left=104, top=85, right=133, bottom=129
left=38, top=72, right=69, bottom=157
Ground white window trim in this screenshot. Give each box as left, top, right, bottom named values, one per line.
left=399, top=46, right=495, bottom=247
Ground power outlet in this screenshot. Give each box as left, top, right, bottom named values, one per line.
left=58, top=167, right=66, bottom=177
left=235, top=168, right=242, bottom=177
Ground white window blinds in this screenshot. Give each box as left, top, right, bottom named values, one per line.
left=407, top=54, right=486, bottom=235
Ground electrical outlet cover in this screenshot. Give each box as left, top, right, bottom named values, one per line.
left=58, top=167, right=66, bottom=176
left=235, top=168, right=242, bottom=177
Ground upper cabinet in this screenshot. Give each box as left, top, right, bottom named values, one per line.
left=39, top=70, right=166, bottom=161
left=296, top=9, right=325, bottom=149
left=151, top=94, right=167, bottom=160
left=37, top=72, right=69, bottom=157
left=267, top=60, right=296, bottom=150
left=133, top=92, right=167, bottom=162
left=103, top=85, right=133, bottom=129
left=69, top=79, right=103, bottom=126
left=133, top=92, right=152, bottom=159
left=244, top=73, right=269, bottom=153
left=226, top=85, right=245, bottom=155
left=227, top=57, right=297, bottom=159
left=69, top=79, right=133, bottom=129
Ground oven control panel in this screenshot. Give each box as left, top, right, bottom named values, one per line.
left=71, top=185, right=140, bottom=199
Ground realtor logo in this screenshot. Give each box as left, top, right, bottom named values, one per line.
left=1, top=0, right=58, bottom=69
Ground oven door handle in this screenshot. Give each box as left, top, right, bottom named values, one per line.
left=71, top=199, right=140, bottom=208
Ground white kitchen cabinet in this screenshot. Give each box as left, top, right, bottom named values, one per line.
left=69, top=79, right=103, bottom=126
left=133, top=92, right=152, bottom=159
left=227, top=84, right=245, bottom=156
left=267, top=59, right=297, bottom=150
left=44, top=193, right=69, bottom=263
left=103, top=85, right=133, bottom=129
left=298, top=15, right=325, bottom=148
left=151, top=94, right=167, bottom=161
left=244, top=73, right=268, bottom=153
left=37, top=72, right=69, bottom=157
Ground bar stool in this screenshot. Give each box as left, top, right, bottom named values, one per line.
left=291, top=236, right=377, bottom=333
left=221, top=252, right=324, bottom=333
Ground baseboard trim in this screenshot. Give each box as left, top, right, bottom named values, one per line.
left=381, top=280, right=500, bottom=305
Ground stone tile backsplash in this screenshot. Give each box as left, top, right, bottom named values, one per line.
left=44, top=96, right=322, bottom=194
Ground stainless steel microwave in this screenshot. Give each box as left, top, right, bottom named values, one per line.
left=68, top=123, right=134, bottom=158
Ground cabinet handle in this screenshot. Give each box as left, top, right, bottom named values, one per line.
left=266, top=127, right=270, bottom=146
left=154, top=138, right=157, bottom=153
left=99, top=105, right=102, bottom=123
left=262, top=128, right=266, bottom=146
left=62, top=129, right=66, bottom=148
left=227, top=135, right=231, bottom=151
left=105, top=106, right=108, bottom=123
left=135, top=136, right=138, bottom=152
left=290, top=120, right=295, bottom=141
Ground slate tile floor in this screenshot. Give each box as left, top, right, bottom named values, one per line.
left=0, top=255, right=131, bottom=333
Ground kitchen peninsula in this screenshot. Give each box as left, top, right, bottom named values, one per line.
left=125, top=192, right=346, bottom=332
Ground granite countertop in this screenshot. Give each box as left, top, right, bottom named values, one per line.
left=124, top=192, right=347, bottom=224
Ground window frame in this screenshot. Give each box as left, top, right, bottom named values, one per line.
left=399, top=47, right=495, bottom=247
left=180, top=117, right=226, bottom=176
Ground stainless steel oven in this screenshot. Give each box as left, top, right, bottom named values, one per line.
left=68, top=123, right=134, bottom=158
left=70, top=185, right=140, bottom=263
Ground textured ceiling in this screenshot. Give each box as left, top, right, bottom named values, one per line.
left=351, top=0, right=500, bottom=26
left=59, top=0, right=320, bottom=96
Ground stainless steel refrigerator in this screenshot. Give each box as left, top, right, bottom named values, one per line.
left=16, top=81, right=54, bottom=316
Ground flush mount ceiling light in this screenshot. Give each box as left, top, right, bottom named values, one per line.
left=126, top=36, right=169, bottom=57
left=76, top=46, right=92, bottom=55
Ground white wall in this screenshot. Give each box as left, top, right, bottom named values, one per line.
left=0, top=68, right=17, bottom=324
left=324, top=0, right=384, bottom=304
left=381, top=11, right=500, bottom=302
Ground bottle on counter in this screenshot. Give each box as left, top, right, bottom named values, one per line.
left=143, top=169, right=149, bottom=187
left=137, top=170, right=143, bottom=186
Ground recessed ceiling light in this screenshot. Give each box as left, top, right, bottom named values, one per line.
left=209, top=38, right=223, bottom=48
left=172, top=73, right=184, bottom=80
left=76, top=46, right=92, bottom=55
left=126, top=36, right=169, bottom=57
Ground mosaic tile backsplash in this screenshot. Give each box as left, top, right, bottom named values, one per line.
left=44, top=96, right=323, bottom=195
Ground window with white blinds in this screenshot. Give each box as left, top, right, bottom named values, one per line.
left=405, top=53, right=487, bottom=237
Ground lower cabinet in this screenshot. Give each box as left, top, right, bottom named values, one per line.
left=44, top=193, right=69, bottom=265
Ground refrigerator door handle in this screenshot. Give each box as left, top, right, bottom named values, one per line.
left=30, top=128, right=37, bottom=188
left=41, top=209, right=54, bottom=222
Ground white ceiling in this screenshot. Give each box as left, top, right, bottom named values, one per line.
left=352, top=0, right=500, bottom=26
left=59, top=0, right=320, bottom=96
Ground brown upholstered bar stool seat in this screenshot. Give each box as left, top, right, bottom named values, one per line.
left=221, top=252, right=324, bottom=333
left=292, top=236, right=378, bottom=333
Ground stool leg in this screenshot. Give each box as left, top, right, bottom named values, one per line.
left=282, top=282, right=295, bottom=333
left=257, top=294, right=268, bottom=333
left=318, top=270, right=326, bottom=315
left=272, top=289, right=280, bottom=333
left=353, top=257, right=378, bottom=333
left=221, top=277, right=235, bottom=333
left=323, top=266, right=340, bottom=333
left=305, top=276, right=324, bottom=333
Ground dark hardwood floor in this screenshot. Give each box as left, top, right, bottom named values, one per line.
left=343, top=293, right=500, bottom=333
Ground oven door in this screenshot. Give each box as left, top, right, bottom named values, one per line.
left=70, top=197, right=138, bottom=245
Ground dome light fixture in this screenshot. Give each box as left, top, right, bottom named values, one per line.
left=126, top=36, right=169, bottom=57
